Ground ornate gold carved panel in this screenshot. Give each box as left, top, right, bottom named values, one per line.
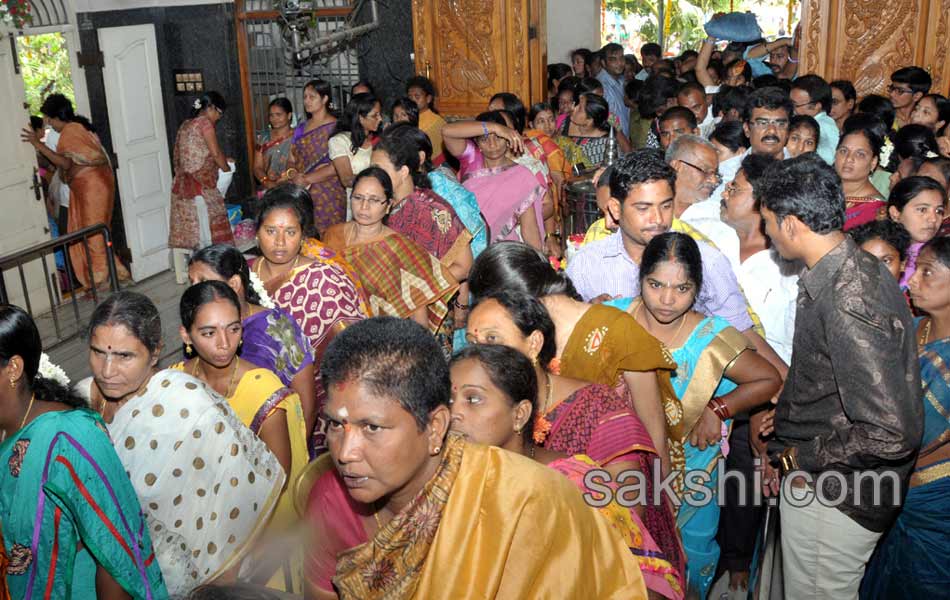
left=412, top=0, right=546, bottom=116
left=801, top=0, right=950, bottom=96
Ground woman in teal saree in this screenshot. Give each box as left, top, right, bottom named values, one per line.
left=0, top=305, right=167, bottom=599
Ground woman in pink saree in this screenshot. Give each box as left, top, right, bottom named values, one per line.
left=292, top=79, right=347, bottom=235
left=442, top=112, right=545, bottom=250
left=448, top=344, right=685, bottom=600
left=464, top=290, right=685, bottom=599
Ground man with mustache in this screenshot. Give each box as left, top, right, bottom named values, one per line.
left=566, top=150, right=786, bottom=372
left=681, top=87, right=793, bottom=227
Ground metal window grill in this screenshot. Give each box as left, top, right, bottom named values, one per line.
left=238, top=1, right=361, bottom=144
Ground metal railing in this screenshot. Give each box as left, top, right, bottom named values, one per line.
left=0, top=223, right=120, bottom=348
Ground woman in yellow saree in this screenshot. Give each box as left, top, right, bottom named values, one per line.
left=173, top=281, right=309, bottom=593
left=21, top=94, right=129, bottom=288
left=305, top=317, right=647, bottom=599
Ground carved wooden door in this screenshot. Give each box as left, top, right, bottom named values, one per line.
left=800, top=0, right=950, bottom=96
left=412, top=0, right=547, bottom=117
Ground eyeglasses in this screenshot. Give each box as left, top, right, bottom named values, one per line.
left=351, top=194, right=389, bottom=206
left=792, top=99, right=816, bottom=109
left=678, top=158, right=722, bottom=181
left=887, top=84, right=914, bottom=96
left=749, top=118, right=790, bottom=130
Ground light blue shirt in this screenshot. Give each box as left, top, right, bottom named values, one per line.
left=596, top=70, right=630, bottom=133
left=814, top=111, right=840, bottom=165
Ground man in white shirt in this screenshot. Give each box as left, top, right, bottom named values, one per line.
left=682, top=87, right=793, bottom=226
left=677, top=81, right=716, bottom=138
left=665, top=134, right=720, bottom=220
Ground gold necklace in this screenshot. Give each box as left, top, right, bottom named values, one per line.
left=633, top=299, right=689, bottom=347
left=193, top=358, right=241, bottom=398
left=255, top=254, right=299, bottom=283
left=919, top=318, right=933, bottom=347
left=18, top=394, right=36, bottom=430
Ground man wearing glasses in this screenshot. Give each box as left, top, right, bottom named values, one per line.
left=888, top=66, right=932, bottom=129
left=789, top=74, right=839, bottom=165
left=666, top=134, right=720, bottom=219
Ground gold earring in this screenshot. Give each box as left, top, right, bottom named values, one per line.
left=185, top=343, right=193, bottom=355
left=530, top=355, right=539, bottom=367
left=8, top=378, right=15, bottom=389
left=432, top=446, right=442, bottom=455
left=514, top=427, right=523, bottom=435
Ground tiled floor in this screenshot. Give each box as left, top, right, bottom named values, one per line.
left=41, top=269, right=189, bottom=382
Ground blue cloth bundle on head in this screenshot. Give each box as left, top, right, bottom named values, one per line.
left=704, top=12, right=762, bottom=42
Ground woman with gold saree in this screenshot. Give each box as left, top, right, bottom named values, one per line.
left=467, top=241, right=677, bottom=477
left=613, top=233, right=781, bottom=599
left=21, top=94, right=130, bottom=288
left=449, top=343, right=684, bottom=599
left=304, top=317, right=647, bottom=599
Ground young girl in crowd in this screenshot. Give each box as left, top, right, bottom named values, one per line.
left=887, top=176, right=946, bottom=288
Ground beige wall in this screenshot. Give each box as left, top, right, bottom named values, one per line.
left=546, top=0, right=600, bottom=65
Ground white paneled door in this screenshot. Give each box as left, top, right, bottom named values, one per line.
left=99, top=24, right=172, bottom=282
left=0, top=33, right=53, bottom=314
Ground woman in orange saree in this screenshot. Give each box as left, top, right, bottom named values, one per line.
left=22, top=94, right=129, bottom=288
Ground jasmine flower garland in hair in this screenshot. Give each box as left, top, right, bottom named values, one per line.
left=37, top=353, right=70, bottom=387
left=879, top=138, right=894, bottom=167
left=248, top=272, right=276, bottom=309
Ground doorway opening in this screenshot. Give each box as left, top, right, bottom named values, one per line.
left=16, top=32, right=76, bottom=292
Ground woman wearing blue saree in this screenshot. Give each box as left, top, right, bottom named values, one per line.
left=0, top=305, right=167, bottom=599
left=862, top=237, right=950, bottom=599
left=610, top=233, right=781, bottom=599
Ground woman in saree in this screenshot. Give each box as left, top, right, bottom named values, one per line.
left=835, top=126, right=887, bottom=231
left=187, top=244, right=315, bottom=434
left=861, top=237, right=950, bottom=599
left=443, top=111, right=545, bottom=251
left=329, top=93, right=383, bottom=197
left=173, top=281, right=308, bottom=593
left=406, top=76, right=447, bottom=165
left=323, top=167, right=458, bottom=333
left=468, top=241, right=677, bottom=476
left=0, top=305, right=167, bottom=599
left=169, top=92, right=235, bottom=251
left=458, top=325, right=684, bottom=599
left=621, top=233, right=781, bottom=599
left=21, top=93, right=130, bottom=288
left=291, top=79, right=347, bottom=235
left=252, top=185, right=368, bottom=452
left=304, top=317, right=647, bottom=599
left=254, top=98, right=296, bottom=192
left=373, top=124, right=474, bottom=351
left=557, top=93, right=612, bottom=171
left=80, top=292, right=285, bottom=597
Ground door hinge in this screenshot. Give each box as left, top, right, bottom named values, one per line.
left=76, top=50, right=104, bottom=69
left=109, top=151, right=119, bottom=170
left=528, top=25, right=538, bottom=40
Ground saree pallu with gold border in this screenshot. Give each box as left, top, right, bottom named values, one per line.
left=293, top=122, right=346, bottom=235
left=333, top=434, right=647, bottom=599
left=668, top=316, right=751, bottom=599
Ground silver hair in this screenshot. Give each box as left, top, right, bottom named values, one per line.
left=665, top=134, right=717, bottom=163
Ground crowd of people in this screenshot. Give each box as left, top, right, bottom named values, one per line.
left=6, top=24, right=949, bottom=600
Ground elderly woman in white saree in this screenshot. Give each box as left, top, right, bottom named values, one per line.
left=77, top=292, right=285, bottom=598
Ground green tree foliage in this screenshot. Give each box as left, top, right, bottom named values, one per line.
left=16, top=33, right=74, bottom=116
left=607, top=0, right=733, bottom=51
